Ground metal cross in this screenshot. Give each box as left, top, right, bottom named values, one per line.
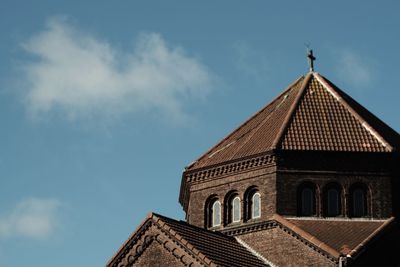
left=307, top=49, right=316, bottom=72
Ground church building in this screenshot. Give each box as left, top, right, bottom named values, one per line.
left=107, top=53, right=400, bottom=267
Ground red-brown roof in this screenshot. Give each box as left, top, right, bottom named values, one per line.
left=107, top=213, right=270, bottom=267
left=155, top=213, right=270, bottom=267
left=284, top=216, right=395, bottom=257
left=187, top=72, right=400, bottom=171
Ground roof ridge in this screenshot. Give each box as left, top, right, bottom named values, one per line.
left=314, top=73, right=393, bottom=152
left=186, top=75, right=305, bottom=170
left=272, top=214, right=341, bottom=259
left=271, top=72, right=313, bottom=149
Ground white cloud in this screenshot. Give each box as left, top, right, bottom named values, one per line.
left=20, top=17, right=213, bottom=122
left=334, top=50, right=375, bottom=87
left=0, top=198, right=61, bottom=240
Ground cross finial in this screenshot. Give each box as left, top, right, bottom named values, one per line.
left=307, top=49, right=316, bottom=72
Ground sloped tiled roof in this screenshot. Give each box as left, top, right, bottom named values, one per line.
left=153, top=213, right=269, bottom=267
left=282, top=216, right=395, bottom=258
left=107, top=213, right=269, bottom=267
left=187, top=72, right=400, bottom=171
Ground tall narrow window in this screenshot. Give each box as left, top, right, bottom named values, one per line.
left=297, top=182, right=316, bottom=216
left=232, top=197, right=241, bottom=222
left=350, top=184, right=368, bottom=217
left=301, top=188, right=314, bottom=216
left=252, top=193, right=261, bottom=219
left=212, top=201, right=221, bottom=227
left=324, top=183, right=342, bottom=217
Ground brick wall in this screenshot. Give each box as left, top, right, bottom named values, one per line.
left=133, top=241, right=186, bottom=267
left=276, top=171, right=393, bottom=218
left=186, top=166, right=277, bottom=228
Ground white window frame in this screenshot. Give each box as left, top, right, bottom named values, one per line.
left=252, top=192, right=261, bottom=219
left=232, top=196, right=241, bottom=223
left=212, top=201, right=221, bottom=227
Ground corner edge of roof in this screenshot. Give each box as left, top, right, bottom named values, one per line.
left=314, top=73, right=394, bottom=152
left=271, top=72, right=314, bottom=150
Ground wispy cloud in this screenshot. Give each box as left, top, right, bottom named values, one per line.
left=232, top=41, right=270, bottom=82
left=333, top=49, right=375, bottom=87
left=0, top=198, right=61, bottom=240
left=19, top=17, right=213, bottom=122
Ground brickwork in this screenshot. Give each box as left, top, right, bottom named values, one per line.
left=238, top=227, right=336, bottom=267
left=276, top=171, right=393, bottom=218
left=133, top=241, right=186, bottom=267
left=186, top=165, right=277, bottom=228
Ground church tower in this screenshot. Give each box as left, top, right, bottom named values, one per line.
left=108, top=57, right=400, bottom=267
left=179, top=71, right=399, bottom=232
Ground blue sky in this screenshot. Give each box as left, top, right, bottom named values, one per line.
left=1, top=1, right=399, bottom=266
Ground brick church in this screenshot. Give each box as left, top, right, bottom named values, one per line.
left=107, top=54, right=400, bottom=267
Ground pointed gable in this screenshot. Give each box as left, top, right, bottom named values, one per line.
left=107, top=213, right=270, bottom=267
left=187, top=72, right=400, bottom=171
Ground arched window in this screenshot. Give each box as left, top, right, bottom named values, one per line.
left=251, top=192, right=261, bottom=219
left=205, top=196, right=221, bottom=228
left=244, top=187, right=261, bottom=220
left=349, top=184, right=368, bottom=217
left=323, top=183, right=342, bottom=217
left=232, top=196, right=241, bottom=223
left=224, top=191, right=240, bottom=224
left=212, top=201, right=221, bottom=226
left=297, top=182, right=316, bottom=216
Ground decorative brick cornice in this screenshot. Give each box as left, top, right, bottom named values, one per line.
left=180, top=153, right=276, bottom=210
left=185, top=153, right=276, bottom=183
left=221, top=220, right=277, bottom=236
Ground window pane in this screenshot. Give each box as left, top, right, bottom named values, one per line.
left=353, top=189, right=365, bottom=217
left=327, top=188, right=340, bottom=216
left=212, top=201, right=221, bottom=226
left=232, top=197, right=241, bottom=222
left=301, top=188, right=314, bottom=216
left=252, top=193, right=261, bottom=218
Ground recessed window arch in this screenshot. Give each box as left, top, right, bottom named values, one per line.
left=244, top=186, right=261, bottom=220
left=224, top=191, right=241, bottom=224
left=323, top=182, right=342, bottom=217
left=297, top=182, right=317, bottom=216
left=349, top=183, right=369, bottom=218
left=205, top=195, right=221, bottom=228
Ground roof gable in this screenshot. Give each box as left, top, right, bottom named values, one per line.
left=107, top=213, right=269, bottom=267
left=187, top=72, right=399, bottom=171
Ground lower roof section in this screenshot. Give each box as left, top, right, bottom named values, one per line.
left=107, top=212, right=397, bottom=266
left=107, top=212, right=270, bottom=267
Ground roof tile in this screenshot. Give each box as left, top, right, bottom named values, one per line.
left=187, top=72, right=400, bottom=171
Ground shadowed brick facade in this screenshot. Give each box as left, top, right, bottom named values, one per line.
left=107, top=71, right=400, bottom=267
